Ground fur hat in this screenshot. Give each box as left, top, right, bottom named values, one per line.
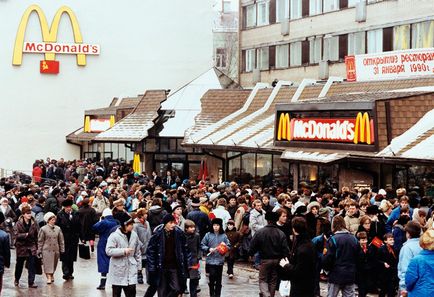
left=307, top=201, right=320, bottom=213
left=62, top=199, right=73, bottom=207
left=102, top=208, right=112, bottom=218
left=211, top=218, right=224, bottom=234
left=420, top=230, right=434, bottom=251
left=162, top=214, right=176, bottom=225
left=117, top=212, right=133, bottom=227
left=44, top=212, right=56, bottom=223
left=113, top=198, right=125, bottom=207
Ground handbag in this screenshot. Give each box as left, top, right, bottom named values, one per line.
left=35, top=257, right=43, bottom=275
left=78, top=242, right=91, bottom=260
left=278, top=280, right=291, bottom=297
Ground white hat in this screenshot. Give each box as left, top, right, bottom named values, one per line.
left=81, top=191, right=88, bottom=196
left=378, top=189, right=387, bottom=196
left=102, top=208, right=112, bottom=217
left=44, top=212, right=56, bottom=223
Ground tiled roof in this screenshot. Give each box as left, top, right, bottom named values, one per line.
left=377, top=108, right=434, bottom=161
left=95, top=90, right=167, bottom=142
left=66, top=128, right=99, bottom=142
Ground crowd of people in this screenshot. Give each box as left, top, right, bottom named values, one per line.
left=0, top=158, right=433, bottom=297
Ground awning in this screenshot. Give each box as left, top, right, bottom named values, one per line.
left=281, top=150, right=348, bottom=163
left=66, top=127, right=99, bottom=143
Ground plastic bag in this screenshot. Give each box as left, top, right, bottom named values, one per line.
left=279, top=280, right=291, bottom=297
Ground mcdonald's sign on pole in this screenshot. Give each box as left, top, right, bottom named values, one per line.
left=13, top=5, right=100, bottom=73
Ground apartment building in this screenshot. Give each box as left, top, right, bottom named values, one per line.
left=239, top=0, right=434, bottom=87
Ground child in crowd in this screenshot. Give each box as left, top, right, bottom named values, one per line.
left=201, top=218, right=231, bottom=297
left=377, top=233, right=398, bottom=297
left=184, top=219, right=201, bottom=297
left=356, top=231, right=375, bottom=297
left=225, top=219, right=241, bottom=279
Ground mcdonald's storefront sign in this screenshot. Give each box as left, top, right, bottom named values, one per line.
left=13, top=5, right=100, bottom=74
left=276, top=112, right=375, bottom=145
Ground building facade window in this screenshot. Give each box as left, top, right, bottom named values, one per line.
left=276, top=0, right=289, bottom=22
left=309, top=0, right=322, bottom=15
left=412, top=21, right=434, bottom=49
left=367, top=29, right=383, bottom=53
left=323, top=0, right=339, bottom=12
left=309, top=37, right=322, bottom=64
left=223, top=0, right=232, bottom=12
left=348, top=31, right=366, bottom=55
left=257, top=47, right=270, bottom=70
left=257, top=1, right=270, bottom=26
left=245, top=49, right=255, bottom=72
left=215, top=48, right=227, bottom=68
left=246, top=4, right=257, bottom=28
left=323, top=36, right=339, bottom=61
left=276, top=44, right=289, bottom=68
left=290, top=0, right=302, bottom=19
left=393, top=24, right=410, bottom=50
left=290, top=42, right=302, bottom=66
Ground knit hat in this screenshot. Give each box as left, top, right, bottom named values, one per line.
left=44, top=212, right=56, bottom=223
left=117, top=212, right=133, bottom=227
left=162, top=214, right=176, bottom=225
left=420, top=230, right=434, bottom=251
left=62, top=199, right=73, bottom=207
left=21, top=196, right=28, bottom=204
left=102, top=208, right=112, bottom=218
left=211, top=218, right=224, bottom=234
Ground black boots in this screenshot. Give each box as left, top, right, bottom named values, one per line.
left=96, top=277, right=106, bottom=290
left=138, top=270, right=144, bottom=284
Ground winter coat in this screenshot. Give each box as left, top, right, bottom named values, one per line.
left=376, top=244, right=399, bottom=284
left=398, top=238, right=423, bottom=291
left=44, top=196, right=60, bottom=214
left=37, top=224, right=65, bottom=274
left=405, top=250, right=434, bottom=296
left=78, top=205, right=97, bottom=241
left=201, top=231, right=231, bottom=265
left=106, top=228, right=142, bottom=286
left=234, top=204, right=248, bottom=231
left=226, top=229, right=241, bottom=258
left=393, top=224, right=407, bottom=253
left=344, top=212, right=360, bottom=235
left=92, top=196, right=110, bottom=214
left=32, top=204, right=45, bottom=227
left=249, top=208, right=266, bottom=236
left=1, top=205, right=17, bottom=233
left=14, top=216, right=39, bottom=257
left=386, top=206, right=414, bottom=233
left=322, top=230, right=360, bottom=285
left=0, top=229, right=10, bottom=274
left=282, top=234, right=316, bottom=297
left=249, top=224, right=289, bottom=259
left=56, top=209, right=80, bottom=262
left=186, top=232, right=201, bottom=279
left=146, top=225, right=191, bottom=287
left=133, top=218, right=151, bottom=259
left=92, top=215, right=119, bottom=273
left=186, top=208, right=210, bottom=239
left=148, top=206, right=167, bottom=232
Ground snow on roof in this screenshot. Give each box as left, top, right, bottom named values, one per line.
left=377, top=108, right=434, bottom=159
left=281, top=150, right=348, bottom=163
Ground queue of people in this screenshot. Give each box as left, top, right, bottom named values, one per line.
left=0, top=158, right=433, bottom=297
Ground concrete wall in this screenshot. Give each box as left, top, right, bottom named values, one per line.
left=0, top=0, right=214, bottom=172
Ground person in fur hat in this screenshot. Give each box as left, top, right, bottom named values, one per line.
left=201, top=218, right=231, bottom=297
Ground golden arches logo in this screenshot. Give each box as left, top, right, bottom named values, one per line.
left=277, top=113, right=291, bottom=141
left=13, top=5, right=86, bottom=66
left=353, top=112, right=374, bottom=144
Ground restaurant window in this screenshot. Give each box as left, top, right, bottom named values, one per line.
left=257, top=47, right=269, bottom=70
left=323, top=0, right=339, bottom=12
left=245, top=49, right=255, bottom=72
left=118, top=144, right=126, bottom=160
left=256, top=154, right=272, bottom=184
left=290, top=0, right=302, bottom=19
left=290, top=42, right=302, bottom=66
left=215, top=48, right=227, bottom=68
left=299, top=164, right=318, bottom=187
left=309, top=37, right=322, bottom=64
left=393, top=24, right=410, bottom=50
left=126, top=148, right=134, bottom=162
left=228, top=156, right=241, bottom=181
left=276, top=0, right=289, bottom=22
left=112, top=143, right=119, bottom=159
left=276, top=44, right=289, bottom=68
left=348, top=31, right=366, bottom=55
left=309, top=0, right=322, bottom=15
left=246, top=4, right=257, bottom=28
left=323, top=36, right=339, bottom=61
left=367, top=29, right=383, bottom=53
left=241, top=153, right=256, bottom=184
left=104, top=143, right=112, bottom=153
left=257, top=1, right=270, bottom=26
left=411, top=21, right=434, bottom=49
left=273, top=155, right=291, bottom=187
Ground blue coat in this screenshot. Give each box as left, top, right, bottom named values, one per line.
left=201, top=231, right=231, bottom=265
left=406, top=249, right=434, bottom=296
left=92, top=215, right=119, bottom=273
left=145, top=225, right=191, bottom=287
